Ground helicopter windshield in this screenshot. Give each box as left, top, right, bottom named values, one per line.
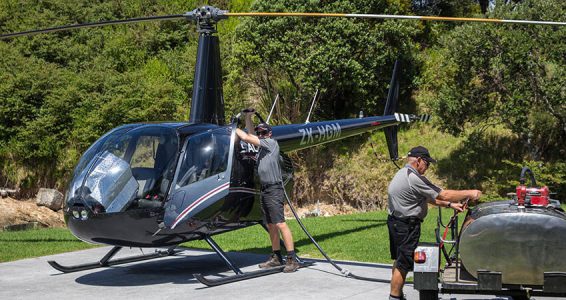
left=67, top=125, right=179, bottom=214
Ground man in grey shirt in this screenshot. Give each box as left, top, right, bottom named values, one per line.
left=387, top=146, right=482, bottom=300
left=235, top=110, right=299, bottom=273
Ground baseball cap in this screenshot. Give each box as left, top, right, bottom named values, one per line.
left=254, top=123, right=272, bottom=136
left=407, top=146, right=437, bottom=163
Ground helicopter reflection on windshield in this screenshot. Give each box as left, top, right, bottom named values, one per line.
left=67, top=125, right=179, bottom=216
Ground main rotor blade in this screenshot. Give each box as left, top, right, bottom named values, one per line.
left=0, top=14, right=186, bottom=39
left=226, top=12, right=566, bottom=26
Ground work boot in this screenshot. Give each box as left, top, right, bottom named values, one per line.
left=258, top=253, right=282, bottom=269
left=283, top=255, right=300, bottom=273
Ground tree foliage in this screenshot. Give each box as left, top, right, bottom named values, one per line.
left=229, top=0, right=420, bottom=123
left=0, top=0, right=218, bottom=193
left=0, top=0, right=564, bottom=203
left=418, top=0, right=565, bottom=161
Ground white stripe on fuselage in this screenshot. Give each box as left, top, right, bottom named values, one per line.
left=171, top=182, right=230, bottom=229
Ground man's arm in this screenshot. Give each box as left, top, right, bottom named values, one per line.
left=437, top=189, right=481, bottom=203
left=235, top=128, right=260, bottom=146
left=434, top=189, right=481, bottom=212
left=235, top=112, right=260, bottom=146
left=433, top=198, right=465, bottom=212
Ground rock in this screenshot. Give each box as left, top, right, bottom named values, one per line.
left=0, top=197, right=65, bottom=228
left=0, top=188, right=17, bottom=198
left=36, top=188, right=64, bottom=211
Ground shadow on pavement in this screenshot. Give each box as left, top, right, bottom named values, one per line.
left=73, top=250, right=268, bottom=287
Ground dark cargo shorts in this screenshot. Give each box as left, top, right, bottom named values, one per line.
left=387, top=214, right=422, bottom=273
left=260, top=183, right=285, bottom=224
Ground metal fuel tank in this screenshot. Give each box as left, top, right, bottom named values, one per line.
left=459, top=200, right=566, bottom=285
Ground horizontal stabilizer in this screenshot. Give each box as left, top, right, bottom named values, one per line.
left=394, top=113, right=432, bottom=123
left=418, top=114, right=432, bottom=122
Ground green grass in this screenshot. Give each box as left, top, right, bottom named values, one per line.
left=2, top=204, right=564, bottom=263
left=0, top=228, right=99, bottom=262
left=183, top=208, right=457, bottom=263
left=0, top=209, right=453, bottom=264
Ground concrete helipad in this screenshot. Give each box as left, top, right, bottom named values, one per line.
left=0, top=247, right=559, bottom=299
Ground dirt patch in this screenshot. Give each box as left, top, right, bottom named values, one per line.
left=0, top=197, right=65, bottom=229
left=0, top=196, right=357, bottom=229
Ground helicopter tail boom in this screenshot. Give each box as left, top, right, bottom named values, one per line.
left=273, top=113, right=420, bottom=152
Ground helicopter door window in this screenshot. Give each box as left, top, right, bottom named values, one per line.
left=175, top=129, right=230, bottom=189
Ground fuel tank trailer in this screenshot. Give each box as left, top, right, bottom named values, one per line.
left=459, top=167, right=566, bottom=285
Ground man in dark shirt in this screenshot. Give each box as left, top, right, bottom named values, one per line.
left=235, top=110, right=300, bottom=273
left=387, top=146, right=482, bottom=300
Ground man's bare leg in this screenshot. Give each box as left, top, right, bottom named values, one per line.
left=390, top=265, right=407, bottom=298
left=267, top=223, right=280, bottom=251
left=275, top=222, right=294, bottom=251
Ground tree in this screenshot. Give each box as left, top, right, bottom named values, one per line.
left=229, top=0, right=420, bottom=123
left=0, top=0, right=204, bottom=193
left=418, top=0, right=565, bottom=161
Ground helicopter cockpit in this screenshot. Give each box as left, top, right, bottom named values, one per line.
left=66, top=125, right=179, bottom=217
left=174, top=129, right=230, bottom=189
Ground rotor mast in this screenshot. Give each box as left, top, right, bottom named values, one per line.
left=184, top=6, right=227, bottom=125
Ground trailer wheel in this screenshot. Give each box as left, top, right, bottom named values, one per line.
left=419, top=290, right=439, bottom=300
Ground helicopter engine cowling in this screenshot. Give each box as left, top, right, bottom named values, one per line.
left=459, top=199, right=566, bottom=285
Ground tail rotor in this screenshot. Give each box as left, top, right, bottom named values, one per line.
left=383, top=60, right=400, bottom=162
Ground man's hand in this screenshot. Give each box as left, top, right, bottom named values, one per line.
left=450, top=202, right=465, bottom=212
left=470, top=190, right=482, bottom=204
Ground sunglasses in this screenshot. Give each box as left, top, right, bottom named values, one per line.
left=419, top=158, right=430, bottom=167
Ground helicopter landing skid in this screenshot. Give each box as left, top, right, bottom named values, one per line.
left=194, top=261, right=313, bottom=287
left=193, top=235, right=313, bottom=287
left=48, top=245, right=180, bottom=273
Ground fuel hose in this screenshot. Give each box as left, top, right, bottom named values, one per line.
left=281, top=183, right=390, bottom=283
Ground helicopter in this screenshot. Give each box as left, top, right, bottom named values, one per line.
left=1, top=5, right=564, bottom=287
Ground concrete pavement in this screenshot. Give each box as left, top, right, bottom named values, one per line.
left=0, top=247, right=557, bottom=299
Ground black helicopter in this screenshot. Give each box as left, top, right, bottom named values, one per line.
left=1, top=5, right=563, bottom=287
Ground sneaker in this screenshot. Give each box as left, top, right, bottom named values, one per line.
left=283, top=255, right=300, bottom=273
left=258, top=254, right=282, bottom=269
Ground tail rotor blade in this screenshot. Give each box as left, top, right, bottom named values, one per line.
left=384, top=60, right=400, bottom=161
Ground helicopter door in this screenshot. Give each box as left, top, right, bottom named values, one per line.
left=164, top=126, right=235, bottom=229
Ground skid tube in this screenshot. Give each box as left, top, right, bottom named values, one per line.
left=193, top=234, right=312, bottom=287
left=48, top=245, right=179, bottom=273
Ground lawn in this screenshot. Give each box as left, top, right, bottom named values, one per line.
left=183, top=207, right=459, bottom=263
left=0, top=227, right=99, bottom=262
left=0, top=207, right=459, bottom=263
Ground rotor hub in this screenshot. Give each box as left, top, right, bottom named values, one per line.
left=184, top=6, right=228, bottom=34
